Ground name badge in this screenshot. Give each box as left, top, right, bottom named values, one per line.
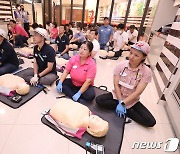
left=73, top=65, right=77, bottom=69
left=121, top=72, right=127, bottom=77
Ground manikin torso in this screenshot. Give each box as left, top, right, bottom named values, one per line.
left=0, top=74, right=30, bottom=95
left=50, top=99, right=90, bottom=129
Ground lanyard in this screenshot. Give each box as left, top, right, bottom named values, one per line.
left=120, top=67, right=140, bottom=80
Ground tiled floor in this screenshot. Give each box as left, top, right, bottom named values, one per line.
left=0, top=51, right=179, bottom=154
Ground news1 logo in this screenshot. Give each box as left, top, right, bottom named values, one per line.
left=164, top=138, right=179, bottom=152
left=132, top=138, right=179, bottom=152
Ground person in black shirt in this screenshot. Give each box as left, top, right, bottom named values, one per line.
left=0, top=29, right=19, bottom=75
left=20, top=28, right=58, bottom=85
left=65, top=24, right=73, bottom=40
left=55, top=25, right=70, bottom=60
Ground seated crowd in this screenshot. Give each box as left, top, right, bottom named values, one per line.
left=0, top=16, right=156, bottom=128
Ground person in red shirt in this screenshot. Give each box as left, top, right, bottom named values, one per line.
left=9, top=19, right=29, bottom=48
left=49, top=22, right=58, bottom=44
left=56, top=41, right=97, bottom=102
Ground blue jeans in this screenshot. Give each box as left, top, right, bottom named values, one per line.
left=100, top=43, right=107, bottom=50
left=0, top=64, right=18, bottom=75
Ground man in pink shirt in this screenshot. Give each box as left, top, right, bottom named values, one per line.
left=9, top=19, right=29, bottom=48
left=56, top=41, right=96, bottom=102
left=96, top=41, right=156, bottom=127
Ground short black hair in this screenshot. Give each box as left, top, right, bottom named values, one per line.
left=46, top=21, right=50, bottom=26
left=117, top=23, right=125, bottom=29
left=59, top=24, right=65, bottom=29
left=77, top=25, right=83, bottom=30
left=32, top=23, right=39, bottom=29
left=9, top=19, right=16, bottom=24
left=16, top=4, right=20, bottom=8
left=90, top=29, right=98, bottom=35
left=129, top=25, right=136, bottom=29
left=53, top=22, right=57, bottom=28
left=81, top=41, right=94, bottom=52
left=38, top=24, right=43, bottom=28
left=104, top=17, right=109, bottom=20
left=65, top=24, right=69, bottom=27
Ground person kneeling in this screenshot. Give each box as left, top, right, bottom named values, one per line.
left=56, top=41, right=96, bottom=102
left=0, top=29, right=19, bottom=75
left=20, top=28, right=58, bottom=85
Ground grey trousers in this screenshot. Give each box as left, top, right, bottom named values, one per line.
left=18, top=68, right=58, bottom=85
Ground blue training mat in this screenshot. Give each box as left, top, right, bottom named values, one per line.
left=41, top=86, right=125, bottom=154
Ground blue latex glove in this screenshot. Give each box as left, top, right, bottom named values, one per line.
left=72, top=90, right=82, bottom=102
left=115, top=100, right=126, bottom=118
left=56, top=81, right=63, bottom=93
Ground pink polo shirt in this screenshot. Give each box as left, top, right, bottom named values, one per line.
left=50, top=28, right=58, bottom=39
left=11, top=24, right=29, bottom=38
left=65, top=55, right=96, bottom=86
left=113, top=60, right=152, bottom=109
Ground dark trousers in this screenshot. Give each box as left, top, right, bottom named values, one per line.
left=114, top=49, right=123, bottom=57
left=17, top=68, right=58, bottom=85
left=128, top=41, right=135, bottom=45
left=0, top=64, right=18, bottom=75
left=15, top=35, right=28, bottom=47
left=24, top=23, right=30, bottom=37
left=70, top=41, right=82, bottom=48
left=96, top=92, right=156, bottom=127
left=62, top=78, right=95, bottom=101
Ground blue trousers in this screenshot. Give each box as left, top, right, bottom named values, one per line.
left=0, top=64, right=18, bottom=75
left=62, top=78, right=95, bottom=101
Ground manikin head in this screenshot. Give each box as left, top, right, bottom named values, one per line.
left=16, top=83, right=30, bottom=95
left=87, top=115, right=109, bottom=137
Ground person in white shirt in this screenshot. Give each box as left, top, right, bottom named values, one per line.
left=127, top=25, right=138, bottom=45
left=89, top=30, right=100, bottom=58
left=113, top=23, right=128, bottom=52
left=99, top=24, right=129, bottom=60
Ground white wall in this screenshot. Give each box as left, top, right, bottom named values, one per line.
left=151, top=0, right=178, bottom=31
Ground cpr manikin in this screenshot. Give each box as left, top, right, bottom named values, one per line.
left=0, top=74, right=30, bottom=95
left=16, top=47, right=33, bottom=57
left=45, top=98, right=109, bottom=139
left=56, top=57, right=68, bottom=68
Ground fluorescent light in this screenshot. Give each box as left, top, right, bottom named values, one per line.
left=24, top=0, right=32, bottom=3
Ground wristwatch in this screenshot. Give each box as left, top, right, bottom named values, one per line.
left=37, top=74, right=41, bottom=79
left=121, top=101, right=125, bottom=106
